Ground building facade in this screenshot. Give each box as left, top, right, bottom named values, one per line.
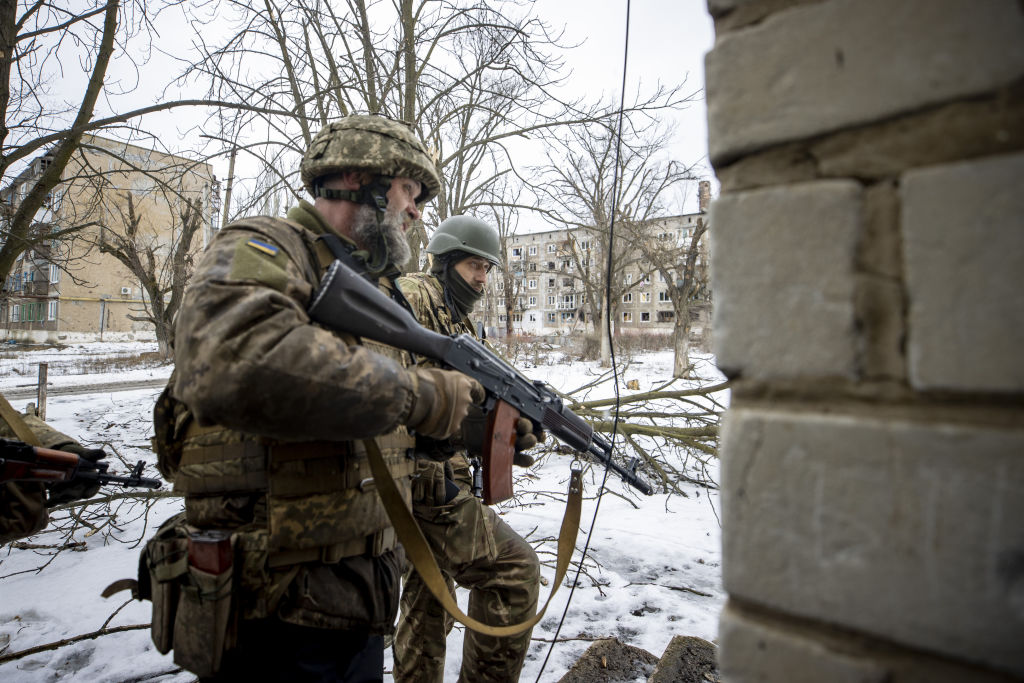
left=0, top=136, right=217, bottom=343
left=479, top=198, right=711, bottom=344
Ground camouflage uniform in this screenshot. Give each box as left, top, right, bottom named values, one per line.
left=0, top=410, right=91, bottom=544
left=393, top=271, right=540, bottom=683
left=168, top=201, right=424, bottom=678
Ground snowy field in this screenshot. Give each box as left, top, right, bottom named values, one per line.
left=0, top=343, right=726, bottom=682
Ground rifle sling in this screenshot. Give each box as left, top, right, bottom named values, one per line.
left=363, top=438, right=582, bottom=637
left=0, top=393, right=41, bottom=446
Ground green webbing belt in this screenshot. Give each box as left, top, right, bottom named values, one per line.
left=363, top=438, right=583, bottom=637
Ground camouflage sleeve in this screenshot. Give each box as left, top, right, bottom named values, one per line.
left=0, top=482, right=47, bottom=544
left=173, top=226, right=418, bottom=441
left=396, top=275, right=443, bottom=370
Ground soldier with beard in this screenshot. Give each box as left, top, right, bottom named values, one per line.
left=160, top=115, right=483, bottom=681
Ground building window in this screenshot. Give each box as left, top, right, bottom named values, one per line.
left=561, top=311, right=575, bottom=321
left=528, top=313, right=536, bottom=322
left=528, top=262, right=536, bottom=271
left=625, top=273, right=632, bottom=285
left=622, top=311, right=632, bottom=322
left=581, top=258, right=589, bottom=267
left=622, top=292, right=632, bottom=303
left=497, top=297, right=505, bottom=307
left=547, top=244, right=556, bottom=253
left=47, top=300, right=57, bottom=321
left=640, top=292, right=651, bottom=303
left=547, top=296, right=555, bottom=306
left=49, top=264, right=60, bottom=283
left=11, top=306, right=19, bottom=322
left=562, top=278, right=572, bottom=287
left=547, top=278, right=555, bottom=287
left=547, top=262, right=555, bottom=270
left=528, top=246, right=537, bottom=255
left=579, top=240, right=591, bottom=250
left=528, top=296, right=536, bottom=306
left=547, top=312, right=556, bottom=323
left=499, top=315, right=507, bottom=322
left=561, top=260, right=570, bottom=270
left=513, top=313, right=522, bottom=322
left=497, top=280, right=504, bottom=291
left=641, top=311, right=650, bottom=322
left=528, top=279, right=537, bottom=289
left=657, top=310, right=674, bottom=322
left=511, top=247, right=522, bottom=257
left=659, top=291, right=671, bottom=302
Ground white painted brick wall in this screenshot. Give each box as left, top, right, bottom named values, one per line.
left=721, top=407, right=1024, bottom=676
left=705, top=0, right=1024, bottom=163
left=710, top=181, right=860, bottom=380
left=901, top=151, right=1024, bottom=393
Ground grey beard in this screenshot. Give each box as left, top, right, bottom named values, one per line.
left=351, top=205, right=411, bottom=268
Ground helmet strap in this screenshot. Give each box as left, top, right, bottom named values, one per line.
left=313, top=175, right=395, bottom=273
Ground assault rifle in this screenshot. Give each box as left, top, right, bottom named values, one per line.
left=0, top=438, right=162, bottom=491
left=308, top=259, right=654, bottom=502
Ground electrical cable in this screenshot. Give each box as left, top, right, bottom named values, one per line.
left=533, top=0, right=632, bottom=679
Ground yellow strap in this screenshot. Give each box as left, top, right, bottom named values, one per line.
left=364, top=438, right=582, bottom=637
left=0, top=393, right=41, bottom=446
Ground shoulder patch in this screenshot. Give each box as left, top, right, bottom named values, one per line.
left=246, top=239, right=280, bottom=256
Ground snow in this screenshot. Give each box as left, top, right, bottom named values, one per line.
left=0, top=344, right=727, bottom=682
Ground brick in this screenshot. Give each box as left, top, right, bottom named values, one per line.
left=719, top=604, right=888, bottom=683
left=720, top=408, right=1024, bottom=676
left=719, top=602, right=1021, bottom=683
left=706, top=0, right=1024, bottom=164
left=710, top=181, right=860, bottom=380
left=901, top=151, right=1024, bottom=392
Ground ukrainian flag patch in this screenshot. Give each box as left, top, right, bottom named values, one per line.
left=246, top=239, right=279, bottom=256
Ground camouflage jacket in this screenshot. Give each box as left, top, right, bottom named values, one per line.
left=0, top=412, right=87, bottom=544
left=170, top=202, right=418, bottom=630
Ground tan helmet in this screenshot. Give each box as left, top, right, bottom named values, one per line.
left=300, top=115, right=441, bottom=204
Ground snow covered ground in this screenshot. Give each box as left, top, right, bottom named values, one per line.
left=0, top=344, right=726, bottom=682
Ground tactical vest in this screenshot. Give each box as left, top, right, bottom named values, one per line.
left=163, top=216, right=416, bottom=565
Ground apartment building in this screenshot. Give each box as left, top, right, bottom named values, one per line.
left=0, top=136, right=217, bottom=342
left=481, top=199, right=711, bottom=342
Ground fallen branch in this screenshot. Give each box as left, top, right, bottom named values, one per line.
left=0, top=623, right=150, bottom=665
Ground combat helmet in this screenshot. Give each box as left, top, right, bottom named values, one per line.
left=426, top=215, right=501, bottom=266
left=300, top=114, right=441, bottom=205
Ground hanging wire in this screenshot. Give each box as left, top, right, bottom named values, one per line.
left=533, top=0, right=632, bottom=679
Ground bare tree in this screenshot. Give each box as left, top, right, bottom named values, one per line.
left=97, top=193, right=205, bottom=358
left=531, top=120, right=699, bottom=367
left=180, top=0, right=693, bottom=242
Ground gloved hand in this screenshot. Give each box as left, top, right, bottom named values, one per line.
left=461, top=407, right=545, bottom=468
left=47, top=448, right=107, bottom=507
left=406, top=368, right=484, bottom=441
left=511, top=417, right=546, bottom=468
left=411, top=459, right=460, bottom=506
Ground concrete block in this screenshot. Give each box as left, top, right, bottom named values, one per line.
left=901, top=151, right=1024, bottom=392
left=720, top=408, right=1024, bottom=676
left=706, top=0, right=1024, bottom=164
left=710, top=181, right=860, bottom=380
left=719, top=604, right=888, bottom=683
left=719, top=602, right=1021, bottom=683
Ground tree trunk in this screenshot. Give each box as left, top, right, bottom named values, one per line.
left=672, top=314, right=691, bottom=378
left=599, top=291, right=611, bottom=367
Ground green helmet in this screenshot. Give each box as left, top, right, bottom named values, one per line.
left=300, top=115, right=441, bottom=204
left=427, top=215, right=501, bottom=266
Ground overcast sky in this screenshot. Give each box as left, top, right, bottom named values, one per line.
left=101, top=0, right=717, bottom=217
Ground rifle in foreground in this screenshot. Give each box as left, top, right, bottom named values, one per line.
left=0, top=438, right=162, bottom=491
left=308, top=259, right=654, bottom=501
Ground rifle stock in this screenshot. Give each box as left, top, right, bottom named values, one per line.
left=308, top=259, right=653, bottom=496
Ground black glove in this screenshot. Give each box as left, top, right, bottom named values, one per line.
left=47, top=448, right=107, bottom=507
left=461, top=407, right=544, bottom=468
left=512, top=417, right=546, bottom=468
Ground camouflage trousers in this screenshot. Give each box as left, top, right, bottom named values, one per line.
left=393, top=455, right=539, bottom=683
